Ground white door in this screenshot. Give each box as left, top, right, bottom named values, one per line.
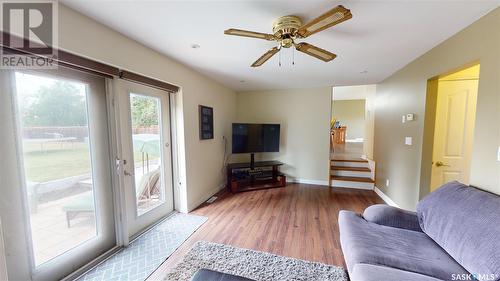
left=430, top=79, right=479, bottom=191
left=0, top=68, right=116, bottom=280
left=114, top=80, right=174, bottom=239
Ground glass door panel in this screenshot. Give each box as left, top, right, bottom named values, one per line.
left=4, top=67, right=116, bottom=280
left=114, top=79, right=174, bottom=238
left=129, top=93, right=166, bottom=215
left=14, top=72, right=98, bottom=266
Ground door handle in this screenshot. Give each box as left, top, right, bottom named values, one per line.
left=124, top=169, right=135, bottom=176
left=435, top=161, right=450, bottom=167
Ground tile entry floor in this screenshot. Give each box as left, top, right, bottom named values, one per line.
left=78, top=212, right=207, bottom=281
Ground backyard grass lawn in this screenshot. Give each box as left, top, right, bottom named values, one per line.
left=23, top=142, right=157, bottom=183
left=23, top=142, right=92, bottom=183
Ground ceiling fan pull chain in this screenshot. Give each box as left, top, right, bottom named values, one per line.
left=279, top=48, right=282, bottom=67
left=292, top=47, right=295, bottom=66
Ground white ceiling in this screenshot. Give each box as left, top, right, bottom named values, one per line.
left=62, top=0, right=499, bottom=92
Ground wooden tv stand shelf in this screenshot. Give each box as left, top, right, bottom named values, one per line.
left=226, top=161, right=286, bottom=193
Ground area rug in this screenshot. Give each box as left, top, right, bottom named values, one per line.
left=78, top=213, right=207, bottom=281
left=165, top=241, right=348, bottom=281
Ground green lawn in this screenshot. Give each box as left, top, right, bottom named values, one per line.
left=23, top=142, right=158, bottom=183
left=23, top=142, right=92, bottom=183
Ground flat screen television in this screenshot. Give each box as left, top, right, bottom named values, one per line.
left=232, top=123, right=280, bottom=154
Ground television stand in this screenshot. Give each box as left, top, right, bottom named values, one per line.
left=250, top=153, right=255, bottom=169
left=226, top=161, right=286, bottom=193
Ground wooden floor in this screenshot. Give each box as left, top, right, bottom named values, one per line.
left=148, top=183, right=384, bottom=280
left=331, top=142, right=365, bottom=160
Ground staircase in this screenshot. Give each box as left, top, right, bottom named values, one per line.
left=330, top=158, right=375, bottom=190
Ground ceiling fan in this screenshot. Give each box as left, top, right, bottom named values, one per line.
left=224, top=5, right=352, bottom=67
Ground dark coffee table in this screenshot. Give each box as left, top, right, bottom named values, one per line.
left=191, top=269, right=254, bottom=281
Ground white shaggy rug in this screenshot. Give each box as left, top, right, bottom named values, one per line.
left=165, top=241, right=348, bottom=281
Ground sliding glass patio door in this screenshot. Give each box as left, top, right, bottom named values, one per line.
left=113, top=80, right=174, bottom=239
left=0, top=67, right=116, bottom=280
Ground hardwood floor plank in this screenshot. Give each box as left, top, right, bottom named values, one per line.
left=147, top=183, right=384, bottom=280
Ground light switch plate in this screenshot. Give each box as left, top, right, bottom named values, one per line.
left=497, top=146, right=500, bottom=161
left=402, top=115, right=406, bottom=123
left=405, top=137, right=412, bottom=145
left=386, top=179, right=390, bottom=187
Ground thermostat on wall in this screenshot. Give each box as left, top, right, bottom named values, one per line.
left=406, top=113, right=414, bottom=121
left=405, top=137, right=413, bottom=146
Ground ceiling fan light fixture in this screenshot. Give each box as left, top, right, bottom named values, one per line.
left=308, top=48, right=332, bottom=60
left=297, top=5, right=352, bottom=37
left=295, top=43, right=336, bottom=62
left=251, top=47, right=280, bottom=67
left=224, top=28, right=275, bottom=41
left=305, top=12, right=346, bottom=33
left=224, top=5, right=351, bottom=67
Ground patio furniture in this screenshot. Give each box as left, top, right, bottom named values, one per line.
left=62, top=168, right=161, bottom=227
left=23, top=135, right=77, bottom=152
left=132, top=134, right=160, bottom=174
left=62, top=193, right=94, bottom=228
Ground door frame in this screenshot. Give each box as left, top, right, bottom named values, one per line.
left=0, top=69, right=183, bottom=280
left=419, top=61, right=480, bottom=199
left=112, top=79, right=176, bottom=241
left=1, top=68, right=122, bottom=281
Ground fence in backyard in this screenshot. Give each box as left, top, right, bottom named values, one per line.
left=132, top=126, right=159, bottom=134
left=23, top=126, right=159, bottom=140
left=23, top=126, right=88, bottom=141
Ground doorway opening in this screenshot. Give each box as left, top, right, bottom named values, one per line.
left=420, top=63, right=480, bottom=197
left=329, top=85, right=377, bottom=189
left=330, top=85, right=376, bottom=160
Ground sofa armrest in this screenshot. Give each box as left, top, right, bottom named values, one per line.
left=363, top=204, right=422, bottom=232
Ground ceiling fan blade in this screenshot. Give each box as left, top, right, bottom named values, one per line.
left=295, top=43, right=337, bottom=62
left=297, top=5, right=352, bottom=38
left=251, top=47, right=280, bottom=67
left=224, top=28, right=275, bottom=41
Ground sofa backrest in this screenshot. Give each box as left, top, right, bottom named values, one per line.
left=417, top=181, right=500, bottom=281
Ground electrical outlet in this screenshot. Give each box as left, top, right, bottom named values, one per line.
left=386, top=179, right=390, bottom=187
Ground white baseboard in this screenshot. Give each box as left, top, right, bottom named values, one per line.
left=287, top=178, right=329, bottom=186
left=374, top=186, right=399, bottom=207
left=187, top=183, right=226, bottom=212
left=331, top=183, right=374, bottom=190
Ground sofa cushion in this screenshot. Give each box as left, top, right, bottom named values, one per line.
left=339, top=211, right=468, bottom=281
left=417, top=181, right=500, bottom=280
left=363, top=204, right=422, bottom=232
left=351, top=264, right=444, bottom=281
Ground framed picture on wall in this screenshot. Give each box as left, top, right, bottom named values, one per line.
left=199, top=105, right=214, bottom=140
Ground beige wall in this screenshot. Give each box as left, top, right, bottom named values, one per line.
left=234, top=87, right=332, bottom=184
left=374, top=8, right=500, bottom=210
left=364, top=86, right=376, bottom=159
left=58, top=5, right=237, bottom=212
left=332, top=100, right=366, bottom=140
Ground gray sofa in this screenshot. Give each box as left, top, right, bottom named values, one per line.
left=339, top=181, right=500, bottom=281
